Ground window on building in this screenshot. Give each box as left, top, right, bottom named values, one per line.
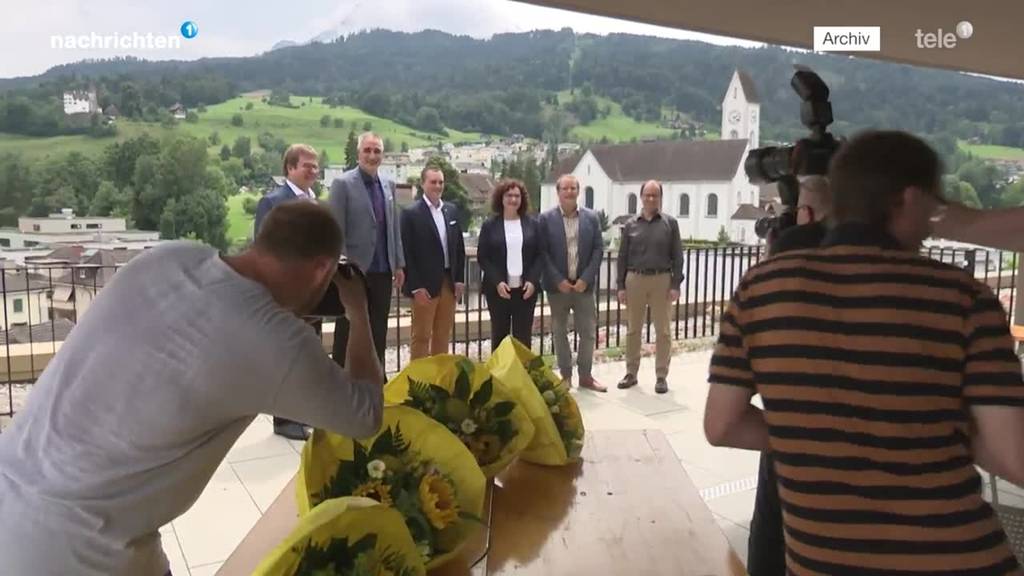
left=707, top=194, right=719, bottom=218
left=13, top=298, right=23, bottom=314
left=86, top=223, right=101, bottom=230
left=679, top=194, right=690, bottom=217
left=730, top=130, right=738, bottom=139
left=628, top=193, right=638, bottom=215
left=32, top=225, right=40, bottom=232
left=0, top=239, right=9, bottom=248
left=585, top=186, right=595, bottom=209
left=70, top=224, right=81, bottom=230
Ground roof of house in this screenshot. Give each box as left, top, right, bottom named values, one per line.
left=551, top=139, right=750, bottom=184
left=1, top=270, right=53, bottom=293
left=736, top=69, right=761, bottom=104
left=544, top=152, right=585, bottom=184
left=52, top=249, right=143, bottom=288
left=459, top=173, right=496, bottom=202
left=731, top=204, right=769, bottom=221
left=0, top=319, right=76, bottom=346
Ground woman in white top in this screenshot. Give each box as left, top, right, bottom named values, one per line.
left=477, top=179, right=545, bottom=351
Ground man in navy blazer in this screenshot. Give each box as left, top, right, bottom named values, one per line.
left=326, top=133, right=405, bottom=367
left=253, top=143, right=321, bottom=440
left=400, top=166, right=466, bottom=359
left=538, top=174, right=607, bottom=392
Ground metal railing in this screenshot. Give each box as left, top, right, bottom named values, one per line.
left=0, top=245, right=1018, bottom=431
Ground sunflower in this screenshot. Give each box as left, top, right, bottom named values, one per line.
left=353, top=479, right=394, bottom=506
left=418, top=472, right=459, bottom=530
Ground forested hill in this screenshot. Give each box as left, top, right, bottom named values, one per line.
left=3, top=28, right=1024, bottom=146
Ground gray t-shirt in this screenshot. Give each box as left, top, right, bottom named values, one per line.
left=0, top=242, right=382, bottom=575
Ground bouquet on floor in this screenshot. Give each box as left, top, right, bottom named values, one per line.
left=297, top=406, right=486, bottom=569
left=254, top=496, right=425, bottom=576
left=384, top=355, right=534, bottom=478
left=486, top=336, right=585, bottom=466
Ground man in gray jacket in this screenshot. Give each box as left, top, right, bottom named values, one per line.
left=539, top=175, right=607, bottom=392
left=327, top=132, right=405, bottom=366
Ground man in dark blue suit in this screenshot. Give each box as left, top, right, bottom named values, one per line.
left=253, top=143, right=321, bottom=441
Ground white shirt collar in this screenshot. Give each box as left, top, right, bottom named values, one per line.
left=286, top=179, right=312, bottom=198
left=424, top=196, right=444, bottom=211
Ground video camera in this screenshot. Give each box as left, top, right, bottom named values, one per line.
left=745, top=67, right=842, bottom=239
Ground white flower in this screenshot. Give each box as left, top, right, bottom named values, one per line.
left=549, top=405, right=561, bottom=415
left=542, top=390, right=558, bottom=405
left=366, top=459, right=386, bottom=479
left=460, top=419, right=478, bottom=434
left=417, top=542, right=432, bottom=561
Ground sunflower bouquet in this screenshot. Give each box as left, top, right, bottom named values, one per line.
left=297, top=406, right=486, bottom=569
left=254, top=497, right=425, bottom=576
left=486, top=336, right=585, bottom=466
left=384, top=355, right=534, bottom=477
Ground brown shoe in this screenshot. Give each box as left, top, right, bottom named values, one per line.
left=579, top=376, right=608, bottom=393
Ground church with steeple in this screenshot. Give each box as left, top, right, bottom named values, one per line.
left=540, top=69, right=769, bottom=244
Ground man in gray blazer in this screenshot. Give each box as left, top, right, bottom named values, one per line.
left=539, top=174, right=606, bottom=392
left=327, top=132, right=405, bottom=366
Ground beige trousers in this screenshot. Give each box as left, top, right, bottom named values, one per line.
left=410, top=279, right=456, bottom=360
left=625, top=272, right=673, bottom=378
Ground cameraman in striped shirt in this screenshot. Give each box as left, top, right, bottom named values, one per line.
left=705, top=130, right=1024, bottom=576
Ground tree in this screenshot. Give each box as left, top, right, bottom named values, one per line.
left=232, top=136, right=252, bottom=159
left=219, top=157, right=246, bottom=189
left=344, top=129, right=359, bottom=170
left=423, top=156, right=471, bottom=228
left=0, top=153, right=34, bottom=226
left=334, top=117, right=345, bottom=129
left=320, top=149, right=331, bottom=173
left=185, top=111, right=199, bottom=123
left=102, top=134, right=160, bottom=191
left=943, top=175, right=983, bottom=208
left=220, top=145, right=232, bottom=161
left=415, top=106, right=444, bottom=133
left=362, top=121, right=373, bottom=132
left=243, top=196, right=259, bottom=215
left=208, top=131, right=221, bottom=146
left=320, top=115, right=331, bottom=128
left=717, top=226, right=731, bottom=245
left=231, top=113, right=244, bottom=127
left=245, top=102, right=254, bottom=111
left=401, top=141, right=409, bottom=153
left=597, top=209, right=610, bottom=232
left=89, top=180, right=123, bottom=216
left=522, top=156, right=542, bottom=212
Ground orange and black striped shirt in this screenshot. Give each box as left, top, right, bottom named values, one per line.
left=709, top=226, right=1024, bottom=575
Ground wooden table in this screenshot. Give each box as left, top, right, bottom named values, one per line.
left=218, top=430, right=746, bottom=576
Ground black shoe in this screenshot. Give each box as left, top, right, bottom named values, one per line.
left=274, top=421, right=310, bottom=441
left=655, top=378, right=669, bottom=394
left=617, top=374, right=638, bottom=389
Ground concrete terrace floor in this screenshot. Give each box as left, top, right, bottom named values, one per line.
left=161, top=349, right=1024, bottom=575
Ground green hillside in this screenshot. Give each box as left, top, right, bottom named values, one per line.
left=0, top=94, right=485, bottom=164
left=556, top=90, right=676, bottom=143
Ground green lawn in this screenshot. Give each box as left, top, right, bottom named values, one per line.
left=959, top=141, right=1024, bottom=161
left=226, top=192, right=259, bottom=246
left=557, top=90, right=677, bottom=143
left=0, top=94, right=486, bottom=165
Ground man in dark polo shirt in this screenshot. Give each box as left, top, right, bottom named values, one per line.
left=616, top=180, right=684, bottom=394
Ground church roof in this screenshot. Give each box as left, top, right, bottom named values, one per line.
left=736, top=69, right=760, bottom=104
left=562, top=139, right=749, bottom=184
left=731, top=203, right=769, bottom=221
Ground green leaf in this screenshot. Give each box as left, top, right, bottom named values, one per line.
left=454, top=369, right=471, bottom=401
left=491, top=401, right=516, bottom=419
left=471, top=377, right=493, bottom=409
left=372, top=428, right=395, bottom=456
left=429, top=384, right=452, bottom=400
left=456, top=357, right=474, bottom=377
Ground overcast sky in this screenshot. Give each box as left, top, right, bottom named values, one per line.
left=0, top=0, right=760, bottom=79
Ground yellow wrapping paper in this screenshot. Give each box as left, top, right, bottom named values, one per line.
left=253, top=496, right=426, bottom=576
left=296, top=406, right=486, bottom=570
left=384, top=355, right=534, bottom=478
left=486, top=336, right=585, bottom=466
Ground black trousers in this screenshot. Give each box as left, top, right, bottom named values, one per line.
left=484, top=286, right=538, bottom=351
left=747, top=451, right=786, bottom=576
left=274, top=319, right=321, bottom=429
left=332, top=272, right=392, bottom=368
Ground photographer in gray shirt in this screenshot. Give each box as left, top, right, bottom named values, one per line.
left=0, top=202, right=385, bottom=576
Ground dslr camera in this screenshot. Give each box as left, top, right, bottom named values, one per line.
left=744, top=67, right=842, bottom=239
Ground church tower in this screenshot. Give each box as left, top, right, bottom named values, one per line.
left=721, top=69, right=760, bottom=148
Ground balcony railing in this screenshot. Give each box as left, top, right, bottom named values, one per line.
left=0, top=245, right=1018, bottom=431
